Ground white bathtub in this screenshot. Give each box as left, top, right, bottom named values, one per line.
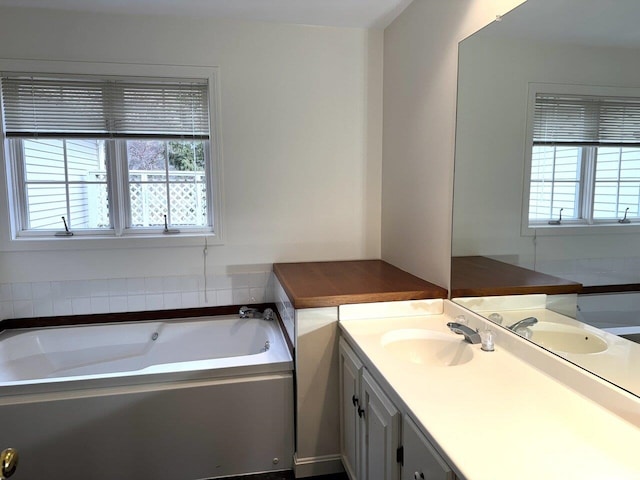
left=0, top=315, right=294, bottom=480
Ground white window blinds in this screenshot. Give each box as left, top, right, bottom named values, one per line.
left=534, top=93, right=640, bottom=146
left=1, top=74, right=210, bottom=139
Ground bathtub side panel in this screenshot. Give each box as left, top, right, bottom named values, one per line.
left=1, top=374, right=294, bottom=480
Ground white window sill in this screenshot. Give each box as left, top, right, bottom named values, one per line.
left=0, top=233, right=223, bottom=252
left=522, top=222, right=640, bottom=237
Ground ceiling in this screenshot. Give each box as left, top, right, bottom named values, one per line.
left=0, top=0, right=414, bottom=28
left=477, top=0, right=640, bottom=49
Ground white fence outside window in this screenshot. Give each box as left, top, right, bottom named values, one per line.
left=87, top=171, right=207, bottom=229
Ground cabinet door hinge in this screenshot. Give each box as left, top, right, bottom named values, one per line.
left=396, top=445, right=404, bottom=465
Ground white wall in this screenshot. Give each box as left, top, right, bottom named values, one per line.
left=381, top=0, right=525, bottom=291
left=0, top=7, right=382, bottom=285
left=453, top=37, right=640, bottom=274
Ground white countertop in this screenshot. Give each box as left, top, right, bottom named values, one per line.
left=339, top=301, right=640, bottom=480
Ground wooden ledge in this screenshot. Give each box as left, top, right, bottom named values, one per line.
left=274, top=260, right=447, bottom=309
left=451, top=256, right=582, bottom=298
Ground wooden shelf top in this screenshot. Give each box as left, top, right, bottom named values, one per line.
left=273, top=260, right=447, bottom=309
left=451, top=256, right=583, bottom=298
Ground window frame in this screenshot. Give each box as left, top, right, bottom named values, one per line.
left=521, top=83, right=640, bottom=237
left=0, top=59, right=224, bottom=251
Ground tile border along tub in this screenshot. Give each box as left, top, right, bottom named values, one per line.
left=0, top=271, right=274, bottom=321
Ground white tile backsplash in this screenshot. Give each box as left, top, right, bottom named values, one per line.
left=0, top=301, right=14, bottom=318
left=90, top=296, right=110, bottom=314
left=31, top=282, right=52, bottom=299
left=13, top=300, right=33, bottom=317
left=71, top=298, right=92, bottom=315
left=248, top=272, right=267, bottom=288
left=214, top=274, right=234, bottom=290
left=249, top=287, right=266, bottom=303
left=126, top=278, right=146, bottom=295
left=145, top=294, right=164, bottom=310
left=162, top=276, right=182, bottom=293
left=163, top=293, right=182, bottom=309
left=89, top=279, right=110, bottom=297
left=182, top=291, right=200, bottom=307
left=109, top=278, right=129, bottom=296
left=127, top=295, right=147, bottom=311
left=0, top=270, right=273, bottom=320
left=217, top=289, right=233, bottom=305
left=0, top=284, right=12, bottom=302
left=33, top=298, right=54, bottom=317
left=109, top=296, right=128, bottom=313
left=144, top=277, right=164, bottom=294
left=232, top=288, right=251, bottom=305
left=53, top=299, right=73, bottom=316
left=198, top=291, right=214, bottom=306
left=535, top=256, right=640, bottom=286
left=181, top=276, right=199, bottom=293
left=12, top=283, right=32, bottom=301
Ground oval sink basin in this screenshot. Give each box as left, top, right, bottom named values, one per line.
left=380, top=329, right=474, bottom=367
left=528, top=323, right=607, bottom=354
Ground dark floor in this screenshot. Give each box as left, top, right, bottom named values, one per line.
left=219, top=472, right=348, bottom=480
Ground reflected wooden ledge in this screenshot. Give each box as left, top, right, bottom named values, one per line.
left=451, top=256, right=583, bottom=298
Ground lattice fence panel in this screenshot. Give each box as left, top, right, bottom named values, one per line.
left=90, top=170, right=206, bottom=228
left=170, top=182, right=207, bottom=226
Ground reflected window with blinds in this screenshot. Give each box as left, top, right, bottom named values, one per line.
left=0, top=73, right=215, bottom=237
left=529, top=92, right=640, bottom=226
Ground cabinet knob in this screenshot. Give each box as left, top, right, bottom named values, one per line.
left=357, top=407, right=365, bottom=418
left=413, top=472, right=424, bottom=480
left=352, top=395, right=359, bottom=407
left=1, top=448, right=18, bottom=479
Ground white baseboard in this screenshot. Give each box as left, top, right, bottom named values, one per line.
left=293, top=453, right=344, bottom=478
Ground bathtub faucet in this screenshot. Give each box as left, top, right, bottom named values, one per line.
left=508, top=316, right=538, bottom=331
left=239, top=306, right=275, bottom=321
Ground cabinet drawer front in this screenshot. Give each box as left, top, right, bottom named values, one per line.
left=402, top=415, right=454, bottom=480
left=362, top=369, right=401, bottom=480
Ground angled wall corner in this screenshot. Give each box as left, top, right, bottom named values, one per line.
left=380, top=0, right=526, bottom=291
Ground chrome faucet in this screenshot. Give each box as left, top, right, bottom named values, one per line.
left=508, top=316, right=538, bottom=331
left=447, top=322, right=481, bottom=344
left=239, top=306, right=275, bottom=321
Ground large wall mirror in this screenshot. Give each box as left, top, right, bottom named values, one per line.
left=452, top=0, right=640, bottom=397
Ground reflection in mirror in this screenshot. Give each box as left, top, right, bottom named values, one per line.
left=451, top=0, right=640, bottom=398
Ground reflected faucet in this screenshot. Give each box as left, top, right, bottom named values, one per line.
left=508, top=317, right=538, bottom=331
left=447, top=322, right=481, bottom=344
left=239, top=306, right=275, bottom=321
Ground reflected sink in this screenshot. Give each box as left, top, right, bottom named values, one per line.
left=380, top=329, right=474, bottom=367
left=527, top=323, right=608, bottom=354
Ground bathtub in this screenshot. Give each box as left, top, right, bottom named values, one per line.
left=0, top=314, right=294, bottom=480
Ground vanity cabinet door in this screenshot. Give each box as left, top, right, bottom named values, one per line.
left=361, top=369, right=401, bottom=480
left=402, top=415, right=454, bottom=480
left=339, top=338, right=363, bottom=480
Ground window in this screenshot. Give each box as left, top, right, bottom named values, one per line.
left=527, top=91, right=640, bottom=227
left=1, top=72, right=217, bottom=239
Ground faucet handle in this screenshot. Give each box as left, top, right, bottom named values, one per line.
left=480, top=329, right=495, bottom=352
left=454, top=314, right=468, bottom=326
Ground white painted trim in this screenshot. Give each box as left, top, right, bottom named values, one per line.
left=521, top=82, right=640, bottom=238
left=0, top=58, right=225, bottom=251
left=293, top=453, right=344, bottom=478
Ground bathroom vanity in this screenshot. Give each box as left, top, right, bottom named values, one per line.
left=273, top=260, right=640, bottom=479
left=338, top=299, right=640, bottom=480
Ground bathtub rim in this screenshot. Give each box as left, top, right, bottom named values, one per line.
left=0, top=310, right=293, bottom=398
left=0, top=360, right=294, bottom=400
